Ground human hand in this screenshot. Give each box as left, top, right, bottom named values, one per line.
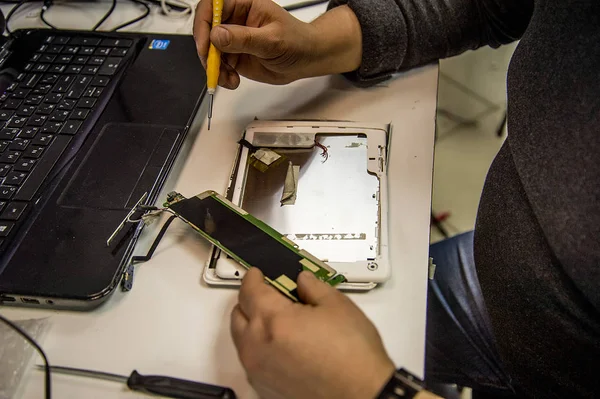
left=231, top=268, right=395, bottom=399
left=193, top=0, right=362, bottom=89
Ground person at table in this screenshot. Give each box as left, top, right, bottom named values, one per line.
left=193, top=0, right=600, bottom=398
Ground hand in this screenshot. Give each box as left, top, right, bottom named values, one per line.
left=193, top=0, right=362, bottom=89
left=231, top=268, right=395, bottom=399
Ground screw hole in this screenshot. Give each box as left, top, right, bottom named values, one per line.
left=46, top=300, right=54, bottom=305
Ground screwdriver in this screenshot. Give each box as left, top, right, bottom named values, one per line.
left=206, top=0, right=224, bottom=130
left=38, top=365, right=236, bottom=399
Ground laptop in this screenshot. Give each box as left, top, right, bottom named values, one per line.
left=0, top=27, right=206, bottom=310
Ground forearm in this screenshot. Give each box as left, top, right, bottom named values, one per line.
left=328, top=0, right=534, bottom=83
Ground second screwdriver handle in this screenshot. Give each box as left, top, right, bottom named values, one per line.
left=127, top=370, right=236, bottom=399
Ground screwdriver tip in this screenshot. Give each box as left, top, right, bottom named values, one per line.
left=207, top=92, right=214, bottom=131
left=208, top=117, right=211, bottom=130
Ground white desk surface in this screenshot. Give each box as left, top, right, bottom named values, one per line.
left=1, top=2, right=438, bottom=398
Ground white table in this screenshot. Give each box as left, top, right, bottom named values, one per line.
left=1, top=2, right=438, bottom=398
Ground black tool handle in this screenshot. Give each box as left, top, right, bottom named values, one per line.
left=127, top=370, right=236, bottom=399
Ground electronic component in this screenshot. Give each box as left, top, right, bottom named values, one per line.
left=165, top=191, right=346, bottom=301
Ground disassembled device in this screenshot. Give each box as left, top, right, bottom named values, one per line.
left=205, top=120, right=393, bottom=291
left=108, top=190, right=346, bottom=301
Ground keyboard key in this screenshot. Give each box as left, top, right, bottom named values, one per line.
left=46, top=45, right=64, bottom=54
left=41, top=74, right=59, bottom=84
left=78, top=47, right=95, bottom=55
left=4, top=171, right=28, bottom=187
left=5, top=82, right=17, bottom=92
left=44, top=93, right=64, bottom=104
left=71, top=37, right=101, bottom=46
left=9, top=139, right=30, bottom=151
left=38, top=44, right=48, bottom=52
left=66, top=65, right=83, bottom=74
left=82, top=66, right=99, bottom=75
left=62, top=46, right=80, bottom=55
left=1, top=201, right=27, bottom=219
left=71, top=109, right=89, bottom=120
left=0, top=93, right=8, bottom=102
left=66, top=75, right=91, bottom=99
left=23, top=146, right=44, bottom=159
left=76, top=98, right=95, bottom=108
left=57, top=99, right=76, bottom=110
left=0, top=164, right=11, bottom=176
left=91, top=87, right=104, bottom=98
left=24, top=95, right=44, bottom=105
left=0, top=186, right=16, bottom=200
left=53, top=37, right=70, bottom=45
left=44, top=36, right=54, bottom=44
left=14, top=135, right=71, bottom=201
left=100, top=38, right=132, bottom=47
left=32, top=133, right=53, bottom=146
left=32, top=84, right=53, bottom=95
left=11, top=89, right=30, bottom=99
left=0, top=220, right=15, bottom=236
left=88, top=56, right=106, bottom=66
left=0, top=143, right=8, bottom=153
left=90, top=76, right=109, bottom=86
left=98, top=57, right=122, bottom=76
left=14, top=158, right=37, bottom=172
left=41, top=122, right=62, bottom=133
left=18, top=127, right=39, bottom=139
left=60, top=120, right=82, bottom=135
left=53, top=75, right=75, bottom=93
left=0, top=201, right=5, bottom=212
left=94, top=47, right=111, bottom=56
left=6, top=117, right=27, bottom=128
left=73, top=56, right=88, bottom=64
left=36, top=104, right=55, bottom=115
left=1, top=100, right=21, bottom=110
left=56, top=55, right=73, bottom=63
left=32, top=64, right=50, bottom=73
left=30, top=53, right=41, bottom=62
left=48, top=65, right=66, bottom=73
left=21, top=74, right=42, bottom=88
left=39, top=54, right=56, bottom=63
left=24, top=63, right=33, bottom=72
left=0, top=151, right=21, bottom=163
left=0, top=128, right=19, bottom=140
left=84, top=87, right=96, bottom=97
left=0, top=111, right=14, bottom=121
left=49, top=110, right=70, bottom=121
left=111, top=48, right=128, bottom=57
left=27, top=115, right=47, bottom=127
left=16, top=105, right=36, bottom=116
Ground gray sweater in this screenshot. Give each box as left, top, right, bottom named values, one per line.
left=328, top=0, right=600, bottom=397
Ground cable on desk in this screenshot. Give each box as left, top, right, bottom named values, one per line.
left=92, top=0, right=117, bottom=31
left=283, top=0, right=328, bottom=12
left=5, top=0, right=28, bottom=34
left=40, top=1, right=58, bottom=30
left=0, top=313, right=52, bottom=399
left=110, top=0, right=150, bottom=31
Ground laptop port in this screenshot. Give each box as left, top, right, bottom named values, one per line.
left=21, top=298, right=40, bottom=304
left=0, top=295, right=16, bottom=302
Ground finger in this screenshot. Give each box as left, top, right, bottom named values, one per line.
left=193, top=0, right=213, bottom=62
left=210, top=24, right=283, bottom=58
left=230, top=304, right=249, bottom=351
left=218, top=60, right=241, bottom=89
left=238, top=268, right=290, bottom=319
left=297, top=271, right=340, bottom=305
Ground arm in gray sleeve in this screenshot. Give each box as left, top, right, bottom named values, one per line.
left=328, top=0, right=533, bottom=84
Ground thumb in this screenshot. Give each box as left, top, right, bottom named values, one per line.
left=210, top=25, right=281, bottom=58
left=297, top=271, right=339, bottom=305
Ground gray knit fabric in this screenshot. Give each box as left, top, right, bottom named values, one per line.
left=327, top=0, right=600, bottom=397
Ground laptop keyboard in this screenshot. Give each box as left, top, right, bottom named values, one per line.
left=0, top=34, right=136, bottom=247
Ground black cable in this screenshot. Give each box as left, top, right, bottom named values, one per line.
left=131, top=214, right=177, bottom=263
left=0, top=313, right=51, bottom=399
left=92, top=0, right=117, bottom=31
left=40, top=3, right=58, bottom=30
left=110, top=0, right=150, bottom=32
left=5, top=0, right=28, bottom=34
left=283, top=0, right=328, bottom=12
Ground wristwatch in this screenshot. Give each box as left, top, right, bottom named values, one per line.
left=377, top=368, right=426, bottom=399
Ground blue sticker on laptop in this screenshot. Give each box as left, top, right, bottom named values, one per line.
left=149, top=39, right=170, bottom=50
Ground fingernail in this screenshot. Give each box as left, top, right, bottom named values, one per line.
left=299, top=271, right=316, bottom=282
left=213, top=26, right=231, bottom=47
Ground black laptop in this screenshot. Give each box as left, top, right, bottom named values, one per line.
left=0, top=28, right=206, bottom=309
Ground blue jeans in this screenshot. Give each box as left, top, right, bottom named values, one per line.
left=425, top=231, right=519, bottom=397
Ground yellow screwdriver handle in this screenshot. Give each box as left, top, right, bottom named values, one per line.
left=207, top=0, right=223, bottom=91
